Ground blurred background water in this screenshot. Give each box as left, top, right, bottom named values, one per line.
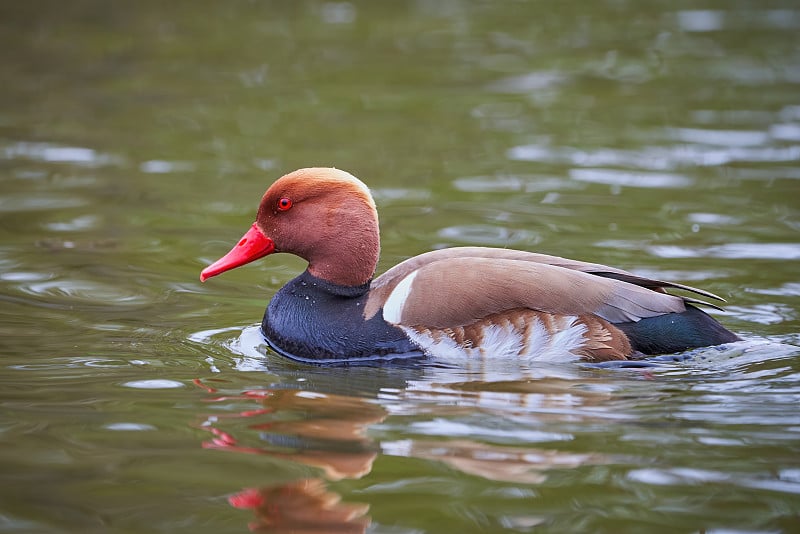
left=1, top=1, right=799, bottom=532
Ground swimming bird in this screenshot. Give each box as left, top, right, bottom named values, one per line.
left=200, top=168, right=740, bottom=364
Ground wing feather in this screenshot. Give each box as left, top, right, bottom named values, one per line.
left=378, top=257, right=686, bottom=328
left=365, top=246, right=723, bottom=325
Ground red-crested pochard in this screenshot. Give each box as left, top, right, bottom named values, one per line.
left=201, top=168, right=740, bottom=364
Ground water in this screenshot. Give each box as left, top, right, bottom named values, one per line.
left=1, top=1, right=799, bottom=532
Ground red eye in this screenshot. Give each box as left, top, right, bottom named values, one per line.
left=277, top=197, right=293, bottom=211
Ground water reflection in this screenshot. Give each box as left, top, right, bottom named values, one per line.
left=188, top=342, right=664, bottom=533
left=229, top=479, right=370, bottom=534
left=194, top=365, right=619, bottom=531
left=386, top=439, right=607, bottom=485
left=197, top=386, right=381, bottom=530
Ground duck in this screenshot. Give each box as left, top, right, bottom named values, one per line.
left=200, top=167, right=740, bottom=364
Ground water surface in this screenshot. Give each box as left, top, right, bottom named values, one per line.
left=1, top=2, right=799, bottom=533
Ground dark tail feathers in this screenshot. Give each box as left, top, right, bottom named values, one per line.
left=616, top=305, right=741, bottom=355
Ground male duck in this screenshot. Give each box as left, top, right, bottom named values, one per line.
left=201, top=168, right=740, bottom=364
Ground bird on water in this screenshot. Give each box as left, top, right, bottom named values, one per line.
left=200, top=167, right=740, bottom=364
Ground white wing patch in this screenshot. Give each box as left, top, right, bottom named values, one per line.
left=382, top=270, right=418, bottom=324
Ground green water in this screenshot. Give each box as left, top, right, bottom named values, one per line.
left=1, top=2, right=799, bottom=532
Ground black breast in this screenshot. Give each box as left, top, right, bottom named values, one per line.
left=261, top=270, right=422, bottom=363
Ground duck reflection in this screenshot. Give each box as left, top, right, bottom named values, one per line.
left=387, top=439, right=606, bottom=485
left=197, top=386, right=381, bottom=532
left=200, top=388, right=384, bottom=480
left=228, top=479, right=370, bottom=534
left=195, top=376, right=611, bottom=532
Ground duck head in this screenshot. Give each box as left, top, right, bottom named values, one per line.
left=200, top=168, right=380, bottom=287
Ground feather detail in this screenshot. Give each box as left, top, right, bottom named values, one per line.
left=378, top=257, right=685, bottom=328
left=399, top=310, right=586, bottom=362
left=395, top=309, right=633, bottom=362
left=365, top=246, right=713, bottom=322
left=591, top=271, right=726, bottom=302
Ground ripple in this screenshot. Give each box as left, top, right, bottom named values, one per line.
left=711, top=145, right=800, bottom=163
left=781, top=105, right=800, bottom=120
left=691, top=109, right=776, bottom=125
left=43, top=215, right=100, bottom=232
left=9, top=357, right=148, bottom=371
left=508, top=144, right=676, bottom=169
left=629, top=466, right=726, bottom=486
left=486, top=71, right=567, bottom=93
left=231, top=325, right=273, bottom=372
left=673, top=339, right=800, bottom=375
left=0, top=271, right=52, bottom=282
left=648, top=243, right=800, bottom=260
left=187, top=324, right=271, bottom=373
left=372, top=188, right=430, bottom=202
left=17, top=279, right=149, bottom=308
left=438, top=225, right=540, bottom=246
left=2, top=141, right=123, bottom=166
left=122, top=379, right=184, bottom=389
left=0, top=193, right=87, bottom=212
left=726, top=304, right=794, bottom=325
left=628, top=467, right=800, bottom=495
left=676, top=10, right=724, bottom=32
left=667, top=127, right=769, bottom=147
left=748, top=282, right=800, bottom=297
left=593, top=239, right=648, bottom=251
left=730, top=167, right=800, bottom=180
left=104, top=423, right=157, bottom=431
left=508, top=142, right=800, bottom=170
left=73, top=357, right=146, bottom=368
left=319, top=1, right=357, bottom=24
left=759, top=9, right=800, bottom=29
left=452, top=175, right=573, bottom=193
left=470, top=101, right=525, bottom=120
left=769, top=123, right=800, bottom=141
left=186, top=326, right=243, bottom=344
left=139, top=160, right=195, bottom=174
left=686, top=212, right=743, bottom=225
left=570, top=168, right=693, bottom=188
left=410, top=418, right=572, bottom=444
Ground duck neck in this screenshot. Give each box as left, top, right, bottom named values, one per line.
left=307, top=252, right=378, bottom=288
left=306, top=216, right=380, bottom=288
left=299, top=269, right=372, bottom=297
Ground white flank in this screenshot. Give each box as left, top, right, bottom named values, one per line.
left=400, top=315, right=588, bottom=364
left=382, top=270, right=418, bottom=324
left=479, top=323, right=526, bottom=357
left=542, top=318, right=589, bottom=361
left=399, top=327, right=469, bottom=361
